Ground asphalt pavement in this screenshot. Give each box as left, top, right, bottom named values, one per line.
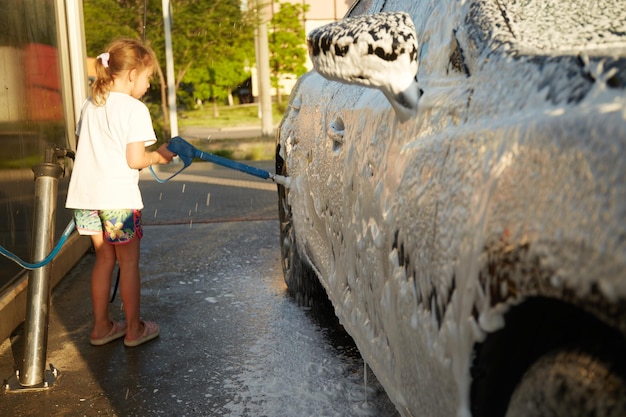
left=0, top=155, right=399, bottom=417
left=0, top=160, right=283, bottom=416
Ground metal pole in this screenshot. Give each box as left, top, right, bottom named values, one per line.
left=254, top=17, right=262, bottom=119
left=163, top=0, right=178, bottom=137
left=256, top=0, right=273, bottom=137
left=19, top=159, right=63, bottom=387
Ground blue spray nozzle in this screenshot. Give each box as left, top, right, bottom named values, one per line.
left=167, top=136, right=196, bottom=167
left=168, top=136, right=272, bottom=180
left=149, top=136, right=195, bottom=183
left=152, top=136, right=276, bottom=183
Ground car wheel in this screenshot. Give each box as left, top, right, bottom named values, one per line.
left=505, top=349, right=626, bottom=417
left=276, top=145, right=330, bottom=309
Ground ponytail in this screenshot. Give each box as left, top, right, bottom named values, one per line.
left=91, top=38, right=156, bottom=106
left=92, top=53, right=112, bottom=105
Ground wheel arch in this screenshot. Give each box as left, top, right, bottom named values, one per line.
left=276, top=142, right=333, bottom=311
left=469, top=295, right=626, bottom=417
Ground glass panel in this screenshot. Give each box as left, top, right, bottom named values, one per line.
left=346, top=0, right=383, bottom=17
left=498, top=0, right=625, bottom=52
left=0, top=0, right=73, bottom=291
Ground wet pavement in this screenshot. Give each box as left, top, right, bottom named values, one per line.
left=0, top=160, right=399, bottom=416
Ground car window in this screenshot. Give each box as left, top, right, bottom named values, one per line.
left=504, top=0, right=623, bottom=50
left=448, top=31, right=470, bottom=76
left=473, top=0, right=626, bottom=54
left=345, top=0, right=384, bottom=17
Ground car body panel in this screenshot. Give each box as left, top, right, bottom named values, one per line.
left=277, top=0, right=626, bottom=415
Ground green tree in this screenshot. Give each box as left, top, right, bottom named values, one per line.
left=172, top=0, right=255, bottom=115
left=82, top=0, right=255, bottom=136
left=83, top=0, right=139, bottom=56
left=83, top=0, right=167, bottom=136
left=269, top=1, right=308, bottom=106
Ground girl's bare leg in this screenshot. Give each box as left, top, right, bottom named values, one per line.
left=90, top=234, right=117, bottom=339
left=115, top=237, right=144, bottom=340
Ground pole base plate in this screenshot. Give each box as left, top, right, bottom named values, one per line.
left=3, top=364, right=59, bottom=392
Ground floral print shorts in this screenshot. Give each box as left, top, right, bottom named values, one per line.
left=73, top=209, right=143, bottom=244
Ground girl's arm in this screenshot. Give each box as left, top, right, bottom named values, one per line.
left=126, top=141, right=176, bottom=169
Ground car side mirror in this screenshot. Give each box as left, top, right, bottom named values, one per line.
left=307, top=12, right=421, bottom=122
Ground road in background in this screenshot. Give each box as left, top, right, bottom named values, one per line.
left=180, top=125, right=277, bottom=141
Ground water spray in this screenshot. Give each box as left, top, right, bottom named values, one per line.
left=150, top=136, right=290, bottom=187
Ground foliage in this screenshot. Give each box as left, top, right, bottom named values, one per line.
left=82, top=1, right=310, bottom=134
left=269, top=2, right=308, bottom=102
left=179, top=103, right=284, bottom=128
left=82, top=1, right=255, bottom=117
left=0, top=0, right=58, bottom=46
left=82, top=0, right=140, bottom=56
left=170, top=0, right=255, bottom=105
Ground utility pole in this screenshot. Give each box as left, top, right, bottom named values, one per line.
left=162, top=0, right=178, bottom=137
left=255, top=0, right=273, bottom=137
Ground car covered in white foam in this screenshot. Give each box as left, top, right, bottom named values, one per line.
left=275, top=0, right=626, bottom=416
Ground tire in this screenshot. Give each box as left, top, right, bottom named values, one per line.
left=505, top=349, right=626, bottom=417
left=276, top=145, right=330, bottom=309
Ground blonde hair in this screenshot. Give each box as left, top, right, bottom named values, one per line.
left=92, top=38, right=157, bottom=106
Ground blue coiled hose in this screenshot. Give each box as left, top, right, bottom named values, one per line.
left=0, top=219, right=75, bottom=270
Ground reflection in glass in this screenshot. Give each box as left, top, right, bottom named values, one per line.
left=0, top=0, right=73, bottom=290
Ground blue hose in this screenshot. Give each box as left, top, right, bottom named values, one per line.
left=0, top=219, right=76, bottom=270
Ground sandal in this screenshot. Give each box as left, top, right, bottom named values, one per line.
left=124, top=320, right=160, bottom=347
left=90, top=320, right=127, bottom=346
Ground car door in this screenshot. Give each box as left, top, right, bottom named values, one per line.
left=279, top=0, right=389, bottom=279
left=300, top=1, right=475, bottom=415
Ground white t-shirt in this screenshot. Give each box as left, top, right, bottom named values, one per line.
left=66, top=92, right=157, bottom=210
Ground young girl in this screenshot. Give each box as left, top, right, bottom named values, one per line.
left=66, top=38, right=175, bottom=347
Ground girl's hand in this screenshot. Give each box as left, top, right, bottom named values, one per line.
left=126, top=141, right=177, bottom=169
left=156, top=143, right=176, bottom=164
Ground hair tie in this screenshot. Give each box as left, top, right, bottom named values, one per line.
left=97, top=52, right=110, bottom=68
